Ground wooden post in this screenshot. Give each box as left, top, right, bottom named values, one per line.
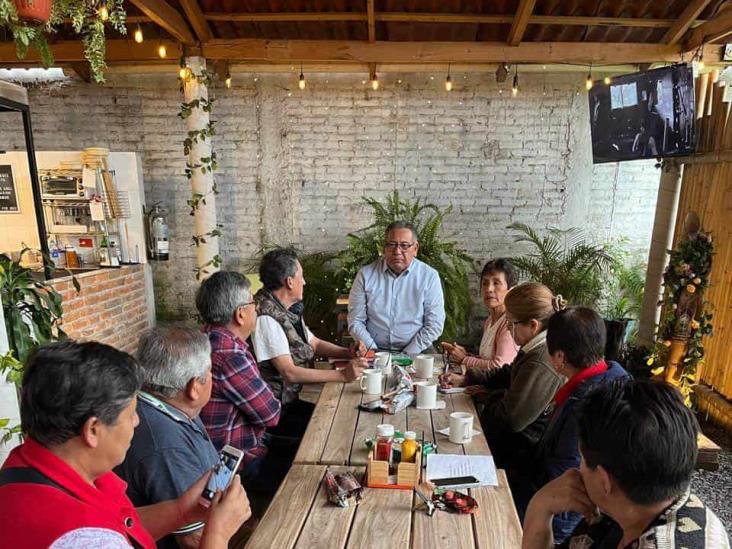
left=637, top=160, right=682, bottom=346
left=183, top=56, right=219, bottom=280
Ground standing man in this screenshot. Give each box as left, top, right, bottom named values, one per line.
left=348, top=221, right=445, bottom=354
left=252, top=248, right=367, bottom=438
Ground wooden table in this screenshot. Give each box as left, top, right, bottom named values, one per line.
left=245, top=379, right=523, bottom=548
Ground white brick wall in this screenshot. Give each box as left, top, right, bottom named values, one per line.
left=0, top=72, right=659, bottom=319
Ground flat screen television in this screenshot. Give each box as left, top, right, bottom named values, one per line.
left=589, top=64, right=695, bottom=164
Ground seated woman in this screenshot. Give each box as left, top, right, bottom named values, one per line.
left=440, top=282, right=565, bottom=469
left=511, top=307, right=630, bottom=543
left=0, top=341, right=249, bottom=549
left=442, top=258, right=519, bottom=372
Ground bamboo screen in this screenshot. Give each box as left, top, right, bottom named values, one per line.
left=676, top=70, right=732, bottom=400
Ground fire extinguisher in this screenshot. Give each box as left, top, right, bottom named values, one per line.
left=145, top=203, right=169, bottom=261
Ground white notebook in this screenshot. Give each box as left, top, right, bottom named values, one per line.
left=426, top=454, right=498, bottom=488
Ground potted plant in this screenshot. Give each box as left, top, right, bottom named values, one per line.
left=13, top=0, right=52, bottom=23
left=0, top=0, right=127, bottom=82
left=601, top=259, right=646, bottom=361
left=507, top=223, right=615, bottom=307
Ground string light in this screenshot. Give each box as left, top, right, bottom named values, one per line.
left=369, top=67, right=379, bottom=91
left=98, top=0, right=109, bottom=22
left=298, top=64, right=306, bottom=90
left=604, top=75, right=611, bottom=85
left=157, top=43, right=167, bottom=59
left=134, top=25, right=144, bottom=43
left=225, top=72, right=232, bottom=89
left=445, top=64, right=452, bottom=92
left=511, top=66, right=519, bottom=97
left=585, top=65, right=594, bottom=91
left=178, top=58, right=191, bottom=80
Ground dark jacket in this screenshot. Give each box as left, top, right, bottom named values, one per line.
left=511, top=360, right=631, bottom=543
left=467, top=338, right=564, bottom=467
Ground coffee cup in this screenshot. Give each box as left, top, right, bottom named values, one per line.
left=360, top=369, right=383, bottom=395
left=415, top=381, right=438, bottom=409
left=414, top=355, right=434, bottom=379
left=374, top=352, right=392, bottom=375
left=449, top=412, right=474, bottom=444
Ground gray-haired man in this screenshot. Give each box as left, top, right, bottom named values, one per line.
left=115, top=327, right=228, bottom=549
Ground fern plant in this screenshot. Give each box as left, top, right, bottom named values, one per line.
left=507, top=223, right=616, bottom=308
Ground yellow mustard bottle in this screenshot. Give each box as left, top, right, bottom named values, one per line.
left=402, top=431, right=418, bottom=463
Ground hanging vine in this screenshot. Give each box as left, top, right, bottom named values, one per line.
left=178, top=65, right=222, bottom=280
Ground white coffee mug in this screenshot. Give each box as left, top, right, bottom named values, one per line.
left=449, top=412, right=474, bottom=444
left=415, top=355, right=434, bottom=379
left=415, top=381, right=438, bottom=409
left=360, top=369, right=383, bottom=395
left=374, top=352, right=392, bottom=375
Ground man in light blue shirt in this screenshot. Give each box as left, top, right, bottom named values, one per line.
left=348, top=221, right=446, bottom=355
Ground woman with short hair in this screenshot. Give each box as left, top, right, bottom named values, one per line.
left=442, top=258, right=519, bottom=371
left=0, top=341, right=249, bottom=549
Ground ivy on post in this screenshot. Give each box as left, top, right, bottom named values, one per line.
left=179, top=56, right=220, bottom=281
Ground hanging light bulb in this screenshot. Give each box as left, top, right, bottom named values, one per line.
left=697, top=59, right=705, bottom=70
left=371, top=74, right=379, bottom=90
left=157, top=43, right=167, bottom=59
left=511, top=67, right=519, bottom=97
left=225, top=72, right=232, bottom=89
left=298, top=65, right=306, bottom=90
left=604, top=75, right=611, bottom=85
left=585, top=73, right=593, bottom=90
left=134, top=25, right=144, bottom=43
left=98, top=0, right=109, bottom=22
left=178, top=58, right=190, bottom=80
left=445, top=64, right=453, bottom=91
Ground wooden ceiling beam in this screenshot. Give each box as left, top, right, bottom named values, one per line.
left=201, top=12, right=696, bottom=28
left=687, top=5, right=732, bottom=49
left=508, top=0, right=537, bottom=46
left=178, top=0, right=212, bottom=43
left=0, top=40, right=721, bottom=66
left=664, top=0, right=713, bottom=45
left=367, top=0, right=376, bottom=42
left=128, top=0, right=196, bottom=45
left=199, top=39, right=721, bottom=65
left=0, top=39, right=183, bottom=64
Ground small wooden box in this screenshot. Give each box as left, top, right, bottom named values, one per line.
left=366, top=446, right=421, bottom=490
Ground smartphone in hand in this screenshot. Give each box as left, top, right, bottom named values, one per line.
left=199, top=445, right=245, bottom=507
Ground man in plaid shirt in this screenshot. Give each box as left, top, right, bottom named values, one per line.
left=196, top=271, right=287, bottom=494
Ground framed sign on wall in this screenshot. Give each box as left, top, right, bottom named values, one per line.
left=0, top=165, right=19, bottom=213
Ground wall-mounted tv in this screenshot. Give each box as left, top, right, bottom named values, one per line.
left=589, top=64, right=695, bottom=164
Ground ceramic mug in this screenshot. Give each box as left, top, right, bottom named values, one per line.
left=449, top=412, right=474, bottom=444
left=415, top=381, right=438, bottom=409
left=360, top=369, right=383, bottom=395
left=414, top=355, right=434, bottom=379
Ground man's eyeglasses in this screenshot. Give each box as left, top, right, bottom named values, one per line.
left=239, top=300, right=256, bottom=309
left=385, top=241, right=416, bottom=251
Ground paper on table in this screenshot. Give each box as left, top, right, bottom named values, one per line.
left=438, top=386, right=466, bottom=394
left=426, top=454, right=498, bottom=487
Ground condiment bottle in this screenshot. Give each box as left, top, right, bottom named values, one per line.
left=402, top=431, right=418, bottom=463
left=375, top=424, right=394, bottom=463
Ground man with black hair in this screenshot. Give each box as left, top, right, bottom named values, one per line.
left=252, top=247, right=367, bottom=438
left=512, top=307, right=630, bottom=542
left=522, top=379, right=729, bottom=549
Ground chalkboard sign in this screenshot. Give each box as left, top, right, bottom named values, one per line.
left=0, top=165, right=19, bottom=213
